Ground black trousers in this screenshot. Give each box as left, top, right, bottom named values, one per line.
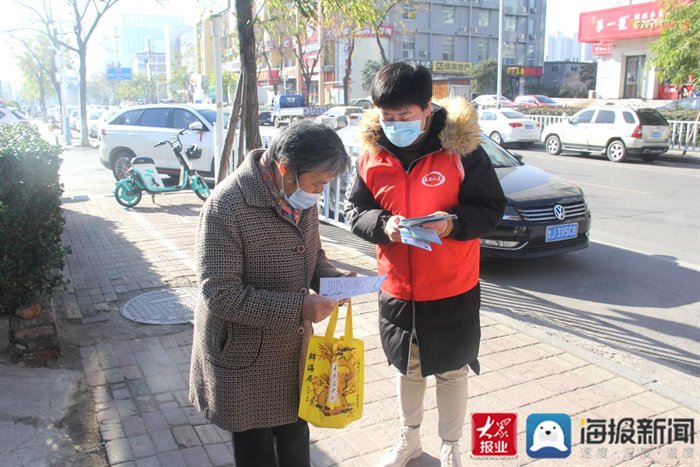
left=232, top=419, right=310, bottom=467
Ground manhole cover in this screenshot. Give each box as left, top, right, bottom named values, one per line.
left=120, top=287, right=197, bottom=324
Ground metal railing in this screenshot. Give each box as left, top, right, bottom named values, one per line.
left=526, top=115, right=699, bottom=152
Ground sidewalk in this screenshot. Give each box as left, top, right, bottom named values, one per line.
left=2, top=191, right=698, bottom=466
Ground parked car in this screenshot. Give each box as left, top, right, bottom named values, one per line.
left=315, top=106, right=364, bottom=129
left=514, top=95, right=562, bottom=107
left=472, top=95, right=517, bottom=108
left=349, top=97, right=374, bottom=109
left=328, top=126, right=591, bottom=259
left=478, top=108, right=541, bottom=146
left=541, top=106, right=670, bottom=162
left=258, top=110, right=273, bottom=126
left=656, top=97, right=700, bottom=111
left=0, top=106, right=30, bottom=125
left=99, top=104, right=233, bottom=180
left=87, top=110, right=106, bottom=138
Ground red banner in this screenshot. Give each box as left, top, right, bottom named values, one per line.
left=579, top=1, right=664, bottom=43
left=592, top=42, right=614, bottom=55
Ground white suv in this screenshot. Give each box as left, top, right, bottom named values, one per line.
left=99, top=104, right=231, bottom=179
left=541, top=106, right=670, bottom=162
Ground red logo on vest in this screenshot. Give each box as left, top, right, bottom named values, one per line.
left=421, top=171, right=446, bottom=187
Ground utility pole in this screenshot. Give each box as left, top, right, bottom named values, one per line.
left=496, top=0, right=503, bottom=109
left=211, top=13, right=224, bottom=182
left=318, top=0, right=324, bottom=105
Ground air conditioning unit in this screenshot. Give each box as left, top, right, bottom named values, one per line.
left=472, top=26, right=479, bottom=33
left=419, top=50, right=428, bottom=57
left=517, top=33, right=526, bottom=41
left=458, top=26, right=469, bottom=33
left=521, top=6, right=528, bottom=13
left=530, top=7, right=536, bottom=13
left=529, top=34, right=535, bottom=40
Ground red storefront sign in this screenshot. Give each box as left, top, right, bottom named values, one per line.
left=579, top=1, right=664, bottom=43
left=257, top=69, right=280, bottom=86
left=506, top=66, right=543, bottom=77
left=592, top=42, right=614, bottom=55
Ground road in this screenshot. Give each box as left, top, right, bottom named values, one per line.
left=55, top=124, right=700, bottom=399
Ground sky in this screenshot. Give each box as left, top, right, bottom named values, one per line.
left=1, top=0, right=635, bottom=91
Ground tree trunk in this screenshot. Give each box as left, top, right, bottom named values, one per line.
left=236, top=0, right=261, bottom=151
left=343, top=37, right=355, bottom=105
left=38, top=73, right=47, bottom=120
left=79, top=47, right=89, bottom=146
left=375, top=32, right=388, bottom=64
left=219, top=77, right=243, bottom=182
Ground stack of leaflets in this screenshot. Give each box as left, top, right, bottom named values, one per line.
left=398, top=214, right=457, bottom=251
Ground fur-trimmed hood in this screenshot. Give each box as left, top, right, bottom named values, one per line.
left=357, top=97, right=481, bottom=158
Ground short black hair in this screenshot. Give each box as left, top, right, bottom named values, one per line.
left=370, top=63, right=432, bottom=110
left=266, top=120, right=351, bottom=176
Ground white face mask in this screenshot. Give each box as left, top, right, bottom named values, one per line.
left=283, top=173, right=322, bottom=210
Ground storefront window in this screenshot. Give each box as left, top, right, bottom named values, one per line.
left=624, top=55, right=646, bottom=98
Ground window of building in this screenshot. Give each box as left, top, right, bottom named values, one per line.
left=403, top=36, right=415, bottom=59
left=403, top=4, right=416, bottom=19
left=443, top=6, right=455, bottom=24
left=528, top=18, right=535, bottom=35
left=505, top=16, right=516, bottom=32
left=571, top=66, right=578, bottom=71
left=552, top=65, right=559, bottom=71
left=504, top=41, right=515, bottom=58
left=477, top=39, right=488, bottom=58
left=478, top=10, right=490, bottom=27
left=442, top=35, right=454, bottom=60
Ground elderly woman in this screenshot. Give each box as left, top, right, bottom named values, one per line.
left=189, top=121, right=352, bottom=467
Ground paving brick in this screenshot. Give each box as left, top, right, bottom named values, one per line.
left=115, top=399, right=138, bottom=418
left=85, top=369, right=106, bottom=387
left=157, top=450, right=187, bottom=467
left=135, top=456, right=162, bottom=467
left=173, top=425, right=202, bottom=448
left=181, top=446, right=211, bottom=466
left=127, top=433, right=157, bottom=459
left=194, top=424, right=223, bottom=444
left=203, top=443, right=234, bottom=466
left=145, top=375, right=170, bottom=394
left=106, top=438, right=133, bottom=464
left=143, top=411, right=169, bottom=432
left=184, top=406, right=209, bottom=425
left=150, top=429, right=178, bottom=454
left=121, top=415, right=146, bottom=437
left=123, top=365, right=142, bottom=380
left=162, top=407, right=188, bottom=425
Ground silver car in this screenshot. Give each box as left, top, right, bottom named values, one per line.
left=542, top=106, right=670, bottom=162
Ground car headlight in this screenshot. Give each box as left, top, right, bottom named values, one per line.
left=501, top=205, right=522, bottom=221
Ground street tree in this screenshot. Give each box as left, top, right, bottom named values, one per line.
left=13, top=0, right=124, bottom=146
left=649, top=0, right=700, bottom=93
left=115, top=73, right=154, bottom=103
left=361, top=60, right=381, bottom=94
left=236, top=0, right=262, bottom=151
left=470, top=59, right=498, bottom=95
left=13, top=33, right=60, bottom=119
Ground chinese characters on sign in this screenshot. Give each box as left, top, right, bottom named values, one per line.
left=432, top=60, right=470, bottom=76
left=506, top=66, right=543, bottom=77
left=579, top=1, right=664, bottom=43
left=580, top=418, right=695, bottom=445
left=592, top=43, right=614, bottom=55
left=471, top=413, right=518, bottom=457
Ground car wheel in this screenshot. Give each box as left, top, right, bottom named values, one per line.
left=112, top=150, right=134, bottom=180
left=640, top=153, right=659, bottom=162
left=489, top=131, right=503, bottom=145
left=545, top=135, right=562, bottom=155
left=606, top=140, right=627, bottom=162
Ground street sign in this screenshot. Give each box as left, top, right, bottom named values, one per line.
left=106, top=67, right=132, bottom=81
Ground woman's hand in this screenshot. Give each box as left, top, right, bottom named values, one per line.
left=384, top=215, right=405, bottom=242
left=302, top=295, right=338, bottom=323
left=421, top=211, right=454, bottom=238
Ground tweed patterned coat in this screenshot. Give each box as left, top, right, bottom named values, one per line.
left=189, top=149, right=341, bottom=432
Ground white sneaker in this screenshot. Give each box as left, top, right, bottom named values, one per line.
left=377, top=426, right=422, bottom=467
left=440, top=440, right=462, bottom=467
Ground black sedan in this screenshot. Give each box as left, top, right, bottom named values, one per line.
left=258, top=110, right=273, bottom=126
left=478, top=135, right=590, bottom=259
left=327, top=127, right=591, bottom=259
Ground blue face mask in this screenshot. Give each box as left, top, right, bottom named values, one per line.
left=380, top=119, right=424, bottom=148
left=284, top=173, right=322, bottom=210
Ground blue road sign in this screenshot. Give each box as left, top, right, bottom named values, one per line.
left=106, top=68, right=132, bottom=81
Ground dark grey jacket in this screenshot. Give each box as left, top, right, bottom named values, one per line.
left=189, top=150, right=341, bottom=432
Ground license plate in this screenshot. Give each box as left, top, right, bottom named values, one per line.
left=651, top=131, right=661, bottom=138
left=545, top=223, right=578, bottom=243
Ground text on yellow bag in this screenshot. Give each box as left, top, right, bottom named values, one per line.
left=298, top=301, right=364, bottom=428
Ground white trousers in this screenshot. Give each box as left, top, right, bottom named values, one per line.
left=397, top=343, right=469, bottom=442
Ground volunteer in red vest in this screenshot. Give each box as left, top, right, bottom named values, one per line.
left=344, top=63, right=506, bottom=467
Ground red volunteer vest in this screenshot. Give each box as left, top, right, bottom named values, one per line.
left=358, top=148, right=480, bottom=301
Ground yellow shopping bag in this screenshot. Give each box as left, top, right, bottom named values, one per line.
left=298, top=301, right=364, bottom=428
